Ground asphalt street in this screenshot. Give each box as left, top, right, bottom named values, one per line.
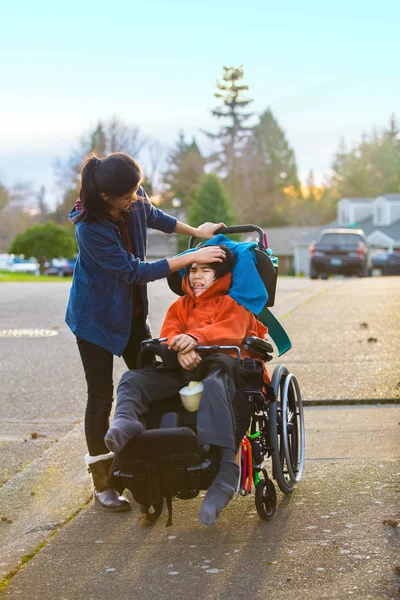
left=0, top=276, right=327, bottom=487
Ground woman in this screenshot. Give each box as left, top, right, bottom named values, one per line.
left=65, top=152, right=226, bottom=511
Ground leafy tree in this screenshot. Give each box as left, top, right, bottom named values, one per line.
left=291, top=171, right=340, bottom=226
left=163, top=132, right=205, bottom=207
left=332, top=115, right=400, bottom=198
left=9, top=222, right=76, bottom=274
left=240, top=109, right=301, bottom=225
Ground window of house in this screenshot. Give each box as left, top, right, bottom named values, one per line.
left=376, top=206, right=382, bottom=224
left=340, top=209, right=348, bottom=225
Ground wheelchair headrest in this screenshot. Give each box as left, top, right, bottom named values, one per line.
left=168, top=235, right=278, bottom=309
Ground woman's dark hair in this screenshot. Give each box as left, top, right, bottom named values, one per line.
left=185, top=245, right=236, bottom=279
left=75, top=152, right=143, bottom=222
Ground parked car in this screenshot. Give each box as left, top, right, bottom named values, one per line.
left=0, top=254, right=13, bottom=271
left=45, top=258, right=76, bottom=277
left=309, top=228, right=370, bottom=279
left=11, top=257, right=40, bottom=275
left=371, top=251, right=400, bottom=275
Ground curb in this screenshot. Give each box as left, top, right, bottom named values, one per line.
left=302, top=398, right=400, bottom=406
left=0, top=422, right=92, bottom=585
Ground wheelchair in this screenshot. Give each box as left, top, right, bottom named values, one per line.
left=113, top=225, right=305, bottom=526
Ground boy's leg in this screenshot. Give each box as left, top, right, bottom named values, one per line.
left=105, top=367, right=183, bottom=454
left=196, top=367, right=239, bottom=527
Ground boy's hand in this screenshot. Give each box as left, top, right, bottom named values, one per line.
left=195, top=222, right=226, bottom=239
left=169, top=334, right=198, bottom=353
left=178, top=350, right=201, bottom=370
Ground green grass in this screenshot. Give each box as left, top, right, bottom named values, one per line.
left=0, top=271, right=72, bottom=283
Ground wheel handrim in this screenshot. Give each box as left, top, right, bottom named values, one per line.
left=281, top=374, right=305, bottom=483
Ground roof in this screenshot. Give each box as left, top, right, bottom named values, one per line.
left=245, top=218, right=400, bottom=256
left=317, top=228, right=366, bottom=235
left=245, top=226, right=321, bottom=255
left=316, top=217, right=400, bottom=243
left=378, top=193, right=400, bottom=202
left=341, top=197, right=374, bottom=203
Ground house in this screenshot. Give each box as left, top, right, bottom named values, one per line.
left=337, top=194, right=400, bottom=251
left=293, top=193, right=400, bottom=275
left=245, top=226, right=321, bottom=275
left=245, top=194, right=400, bottom=276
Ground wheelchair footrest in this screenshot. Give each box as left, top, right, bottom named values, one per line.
left=114, top=428, right=213, bottom=506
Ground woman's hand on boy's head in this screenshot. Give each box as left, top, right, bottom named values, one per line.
left=195, top=222, right=226, bottom=239
left=193, top=246, right=226, bottom=265
left=169, top=334, right=197, bottom=353
left=177, top=349, right=201, bottom=370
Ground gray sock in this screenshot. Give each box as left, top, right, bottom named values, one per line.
left=104, top=418, right=144, bottom=454
left=199, top=450, right=239, bottom=526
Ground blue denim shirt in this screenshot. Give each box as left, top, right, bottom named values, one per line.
left=65, top=189, right=177, bottom=356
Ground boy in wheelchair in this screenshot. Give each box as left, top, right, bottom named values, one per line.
left=105, top=247, right=273, bottom=526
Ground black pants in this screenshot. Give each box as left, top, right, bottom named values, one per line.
left=77, top=315, right=149, bottom=456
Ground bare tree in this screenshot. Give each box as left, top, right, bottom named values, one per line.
left=53, top=116, right=148, bottom=224
left=0, top=180, right=36, bottom=251
left=145, top=139, right=165, bottom=194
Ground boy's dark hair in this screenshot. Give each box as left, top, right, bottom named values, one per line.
left=185, top=245, right=235, bottom=279
left=75, top=152, right=143, bottom=223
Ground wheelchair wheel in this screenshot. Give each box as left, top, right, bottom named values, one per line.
left=268, top=365, right=305, bottom=494
left=255, top=477, right=277, bottom=521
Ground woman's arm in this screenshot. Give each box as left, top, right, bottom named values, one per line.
left=174, top=221, right=225, bottom=239
left=77, top=224, right=171, bottom=285
left=142, top=188, right=225, bottom=239
left=77, top=224, right=226, bottom=284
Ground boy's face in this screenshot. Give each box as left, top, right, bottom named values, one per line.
left=188, top=263, right=216, bottom=296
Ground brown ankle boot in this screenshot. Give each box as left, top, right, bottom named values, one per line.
left=85, top=453, right=130, bottom=512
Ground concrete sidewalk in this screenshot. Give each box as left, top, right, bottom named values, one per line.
left=1, top=277, right=399, bottom=598
left=1, top=404, right=399, bottom=599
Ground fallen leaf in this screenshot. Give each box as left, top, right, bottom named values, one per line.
left=382, top=519, right=399, bottom=528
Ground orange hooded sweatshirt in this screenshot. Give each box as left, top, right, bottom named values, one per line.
left=160, top=272, right=270, bottom=380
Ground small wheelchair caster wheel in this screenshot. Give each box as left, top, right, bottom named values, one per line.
left=255, top=478, right=277, bottom=521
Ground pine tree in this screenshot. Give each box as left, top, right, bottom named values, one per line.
left=187, top=174, right=234, bottom=228
left=163, top=132, right=205, bottom=207
left=205, top=66, right=253, bottom=173
left=240, top=109, right=301, bottom=225
left=204, top=66, right=254, bottom=216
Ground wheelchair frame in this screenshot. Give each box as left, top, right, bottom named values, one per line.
left=113, top=225, right=305, bottom=524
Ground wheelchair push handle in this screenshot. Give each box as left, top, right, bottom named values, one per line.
left=189, top=225, right=265, bottom=249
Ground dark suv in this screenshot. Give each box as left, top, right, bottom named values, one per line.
left=309, top=228, right=370, bottom=279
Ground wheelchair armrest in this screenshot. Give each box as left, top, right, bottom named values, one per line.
left=141, top=337, right=167, bottom=348
left=242, top=336, right=274, bottom=361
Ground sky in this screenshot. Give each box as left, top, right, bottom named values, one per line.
left=1, top=0, right=399, bottom=207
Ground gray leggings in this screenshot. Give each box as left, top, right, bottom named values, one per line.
left=115, top=366, right=237, bottom=451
